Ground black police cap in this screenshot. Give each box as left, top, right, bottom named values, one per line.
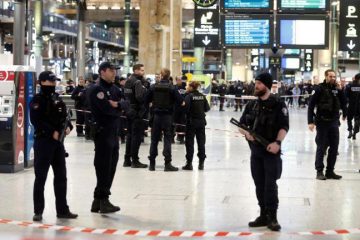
left=98, top=62, right=120, bottom=74
left=38, top=71, right=60, bottom=82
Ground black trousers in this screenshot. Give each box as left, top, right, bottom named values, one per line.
left=33, top=138, right=69, bottom=215
left=93, top=126, right=119, bottom=199
left=76, top=111, right=85, bottom=134
left=149, top=114, right=173, bottom=163
left=185, top=119, right=206, bottom=162
left=315, top=121, right=339, bottom=172
left=250, top=144, right=282, bottom=211
left=125, top=118, right=144, bottom=161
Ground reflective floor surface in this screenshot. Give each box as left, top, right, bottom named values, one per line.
left=1, top=108, right=360, bottom=240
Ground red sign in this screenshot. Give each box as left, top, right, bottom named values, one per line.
left=0, top=71, right=15, bottom=81
left=15, top=72, right=25, bottom=165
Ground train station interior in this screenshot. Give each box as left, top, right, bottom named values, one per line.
left=1, top=0, right=360, bottom=239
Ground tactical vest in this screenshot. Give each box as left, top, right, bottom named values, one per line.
left=316, top=84, right=340, bottom=121
left=124, top=79, right=138, bottom=106
left=247, top=95, right=281, bottom=142
left=348, top=83, right=360, bottom=112
left=44, top=93, right=66, bottom=130
left=153, top=82, right=173, bottom=109
left=190, top=91, right=206, bottom=119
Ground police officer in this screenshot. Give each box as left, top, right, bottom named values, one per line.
left=115, top=77, right=128, bottom=143
left=218, top=82, right=227, bottom=111
left=88, top=62, right=127, bottom=213
left=239, top=73, right=289, bottom=231
left=345, top=73, right=360, bottom=139
left=145, top=68, right=184, bottom=171
left=308, top=69, right=347, bottom=180
left=173, top=75, right=187, bottom=144
left=182, top=81, right=210, bottom=171
left=71, top=76, right=86, bottom=137
left=123, top=64, right=148, bottom=168
left=234, top=81, right=244, bottom=112
left=30, top=71, right=77, bottom=222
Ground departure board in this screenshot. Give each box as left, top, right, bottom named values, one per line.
left=278, top=0, right=329, bottom=12
left=222, top=15, right=272, bottom=48
left=222, top=0, right=273, bottom=12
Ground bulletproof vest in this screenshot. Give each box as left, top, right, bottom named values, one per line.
left=153, top=82, right=173, bottom=109
left=316, top=84, right=340, bottom=121
left=44, top=93, right=66, bottom=129
left=348, top=83, right=360, bottom=110
left=124, top=79, right=138, bottom=105
left=247, top=95, right=281, bottom=141
left=190, top=91, right=206, bottom=119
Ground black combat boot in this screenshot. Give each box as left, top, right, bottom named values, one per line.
left=149, top=160, right=156, bottom=171
left=57, top=211, right=78, bottom=219
left=33, top=214, right=42, bottom=222
left=198, top=160, right=205, bottom=170
left=267, top=209, right=281, bottom=231
left=353, top=133, right=356, bottom=140
left=131, top=160, right=148, bottom=168
left=91, top=199, right=100, bottom=212
left=316, top=171, right=326, bottom=180
left=99, top=199, right=120, bottom=214
left=248, top=208, right=267, bottom=227
left=348, top=131, right=353, bottom=139
left=182, top=161, right=193, bottom=171
left=325, top=170, right=342, bottom=180
left=164, top=162, right=179, bottom=171
left=123, top=158, right=132, bottom=167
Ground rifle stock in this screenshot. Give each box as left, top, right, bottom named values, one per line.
left=60, top=109, right=72, bottom=144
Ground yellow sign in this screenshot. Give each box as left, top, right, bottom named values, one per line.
left=185, top=73, right=193, bottom=81
left=182, top=57, right=197, bottom=63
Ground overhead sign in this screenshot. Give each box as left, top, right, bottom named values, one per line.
left=221, top=0, right=273, bottom=13
left=194, top=4, right=220, bottom=49
left=278, top=0, right=330, bottom=13
left=339, top=0, right=360, bottom=51
left=269, top=57, right=281, bottom=68
left=221, top=14, right=273, bottom=48
left=304, top=49, right=313, bottom=72
left=251, top=49, right=260, bottom=71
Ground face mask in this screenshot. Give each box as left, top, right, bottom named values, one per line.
left=40, top=85, right=56, bottom=95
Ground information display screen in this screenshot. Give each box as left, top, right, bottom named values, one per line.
left=221, top=0, right=273, bottom=12
left=277, top=15, right=329, bottom=49
left=222, top=15, right=273, bottom=48
left=281, top=57, right=300, bottom=70
left=283, top=49, right=300, bottom=55
left=278, top=0, right=329, bottom=13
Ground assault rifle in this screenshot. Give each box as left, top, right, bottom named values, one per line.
left=60, top=109, right=72, bottom=157
left=230, top=118, right=270, bottom=148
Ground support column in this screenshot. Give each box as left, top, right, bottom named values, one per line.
left=13, top=0, right=26, bottom=65
left=123, top=0, right=131, bottom=75
left=76, top=1, right=86, bottom=78
left=48, top=40, right=53, bottom=59
left=331, top=2, right=338, bottom=72
left=194, top=47, right=204, bottom=75
left=226, top=49, right=232, bottom=81
left=33, top=0, right=43, bottom=74
left=139, top=0, right=182, bottom=75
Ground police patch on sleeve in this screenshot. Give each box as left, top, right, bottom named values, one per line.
left=31, top=103, right=39, bottom=110
left=97, top=92, right=105, bottom=100
left=282, top=107, right=288, bottom=116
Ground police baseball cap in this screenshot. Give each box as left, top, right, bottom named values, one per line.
left=354, top=73, right=360, bottom=81
left=98, top=62, right=120, bottom=73
left=38, top=71, right=60, bottom=82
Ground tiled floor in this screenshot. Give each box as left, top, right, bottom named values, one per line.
left=1, top=108, right=360, bottom=240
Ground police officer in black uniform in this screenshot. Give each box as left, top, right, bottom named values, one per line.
left=173, top=75, right=187, bottom=144
left=30, top=71, right=77, bottom=222
left=145, top=68, right=184, bottom=171
left=71, top=76, right=86, bottom=137
left=345, top=73, right=360, bottom=139
left=308, top=69, right=347, bottom=180
left=234, top=81, right=244, bottom=112
left=182, top=81, right=210, bottom=171
left=115, top=76, right=127, bottom=143
left=239, top=73, right=289, bottom=231
left=123, top=64, right=148, bottom=168
left=218, top=82, right=227, bottom=111
left=88, top=62, right=128, bottom=213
